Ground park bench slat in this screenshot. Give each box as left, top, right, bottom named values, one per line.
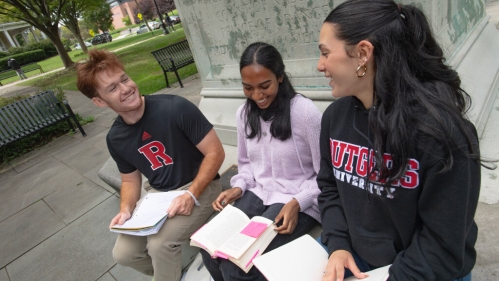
left=0, top=70, right=17, bottom=86
left=3, top=103, right=38, bottom=135
left=0, top=63, right=44, bottom=86
left=36, top=94, right=62, bottom=123
left=151, top=39, right=194, bottom=88
left=0, top=90, right=86, bottom=148
left=18, top=99, right=44, bottom=127
left=0, top=110, right=18, bottom=142
left=22, top=63, right=44, bottom=73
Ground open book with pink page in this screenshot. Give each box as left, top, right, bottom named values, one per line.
left=253, top=234, right=391, bottom=281
left=190, top=204, right=278, bottom=273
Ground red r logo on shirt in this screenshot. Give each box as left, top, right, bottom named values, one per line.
left=138, top=141, right=173, bottom=170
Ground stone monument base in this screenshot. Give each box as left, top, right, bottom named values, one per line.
left=200, top=16, right=499, bottom=145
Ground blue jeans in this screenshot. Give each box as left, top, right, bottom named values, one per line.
left=201, top=191, right=318, bottom=281
left=315, top=237, right=472, bottom=281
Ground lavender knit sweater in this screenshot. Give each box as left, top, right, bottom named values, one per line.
left=230, top=95, right=322, bottom=222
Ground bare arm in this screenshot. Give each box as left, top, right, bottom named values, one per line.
left=109, top=169, right=142, bottom=227
left=167, top=129, right=225, bottom=217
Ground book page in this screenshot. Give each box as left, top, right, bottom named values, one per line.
left=345, top=265, right=390, bottom=281
left=191, top=204, right=250, bottom=253
left=112, top=191, right=185, bottom=230
left=253, top=234, right=328, bottom=281
left=232, top=222, right=278, bottom=273
left=218, top=216, right=274, bottom=259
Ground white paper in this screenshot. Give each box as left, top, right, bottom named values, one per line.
left=253, top=234, right=328, bottom=281
left=253, top=234, right=391, bottom=281
left=111, top=216, right=167, bottom=236
left=111, top=190, right=185, bottom=233
left=345, top=265, right=390, bottom=281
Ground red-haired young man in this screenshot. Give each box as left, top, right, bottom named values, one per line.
left=76, top=50, right=225, bottom=281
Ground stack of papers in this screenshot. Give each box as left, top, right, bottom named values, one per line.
left=253, top=234, right=391, bottom=281
left=111, top=190, right=185, bottom=236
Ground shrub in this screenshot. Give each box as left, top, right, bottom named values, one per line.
left=22, top=39, right=58, bottom=57
left=62, top=38, right=72, bottom=51
left=123, top=15, right=132, bottom=26
left=0, top=49, right=46, bottom=71
left=6, top=39, right=58, bottom=58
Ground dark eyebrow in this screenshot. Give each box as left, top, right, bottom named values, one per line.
left=242, top=80, right=272, bottom=87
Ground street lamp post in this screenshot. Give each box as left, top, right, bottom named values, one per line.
left=152, top=0, right=169, bottom=35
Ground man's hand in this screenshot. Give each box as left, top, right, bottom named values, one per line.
left=167, top=192, right=195, bottom=218
left=274, top=198, right=300, bottom=234
left=322, top=250, right=367, bottom=281
left=109, top=211, right=132, bottom=228
left=212, top=187, right=242, bottom=211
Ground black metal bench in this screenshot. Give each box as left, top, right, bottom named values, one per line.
left=0, top=90, right=86, bottom=148
left=0, top=63, right=44, bottom=86
left=151, top=40, right=194, bottom=88
left=22, top=62, right=44, bottom=74
left=0, top=70, right=17, bottom=86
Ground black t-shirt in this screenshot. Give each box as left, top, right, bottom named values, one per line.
left=106, top=95, right=213, bottom=191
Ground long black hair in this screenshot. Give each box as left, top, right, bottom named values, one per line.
left=325, top=0, right=485, bottom=183
left=239, top=42, right=297, bottom=141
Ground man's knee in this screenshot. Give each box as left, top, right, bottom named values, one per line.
left=148, top=240, right=182, bottom=261
left=112, top=244, right=136, bottom=266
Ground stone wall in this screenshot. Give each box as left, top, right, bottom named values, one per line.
left=175, top=0, right=499, bottom=144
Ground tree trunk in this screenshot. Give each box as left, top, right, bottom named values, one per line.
left=44, top=26, right=75, bottom=69
left=66, top=24, right=88, bottom=53
left=75, top=33, right=88, bottom=53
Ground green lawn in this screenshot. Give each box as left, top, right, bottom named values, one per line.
left=15, top=26, right=196, bottom=96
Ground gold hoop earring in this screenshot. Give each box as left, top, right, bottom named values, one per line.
left=356, top=65, right=367, bottom=77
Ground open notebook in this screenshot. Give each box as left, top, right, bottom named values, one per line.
left=253, top=234, right=390, bottom=281
left=110, top=190, right=185, bottom=236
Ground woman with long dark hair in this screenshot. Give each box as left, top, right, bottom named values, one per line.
left=200, top=42, right=322, bottom=280
left=317, top=1, right=485, bottom=280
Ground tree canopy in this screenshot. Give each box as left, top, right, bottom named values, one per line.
left=0, top=0, right=74, bottom=68
left=82, top=2, right=114, bottom=33
left=60, top=0, right=104, bottom=53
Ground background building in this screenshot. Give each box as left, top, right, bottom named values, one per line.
left=109, top=0, right=139, bottom=30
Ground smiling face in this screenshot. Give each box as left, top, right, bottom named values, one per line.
left=317, top=23, right=363, bottom=99
left=317, top=23, right=376, bottom=106
left=92, top=69, right=143, bottom=115
left=241, top=63, right=283, bottom=109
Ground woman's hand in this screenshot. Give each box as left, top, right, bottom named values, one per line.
left=212, top=187, right=243, bottom=211
left=274, top=198, right=300, bottom=234
left=322, top=250, right=367, bottom=281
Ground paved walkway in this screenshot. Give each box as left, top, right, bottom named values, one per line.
left=0, top=5, right=498, bottom=281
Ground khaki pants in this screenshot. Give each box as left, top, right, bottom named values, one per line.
left=112, top=180, right=221, bottom=281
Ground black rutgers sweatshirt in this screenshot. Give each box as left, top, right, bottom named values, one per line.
left=317, top=96, right=480, bottom=280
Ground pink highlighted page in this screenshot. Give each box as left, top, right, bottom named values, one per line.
left=241, top=221, right=269, bottom=238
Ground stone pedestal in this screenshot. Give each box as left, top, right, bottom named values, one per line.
left=175, top=0, right=499, bottom=144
